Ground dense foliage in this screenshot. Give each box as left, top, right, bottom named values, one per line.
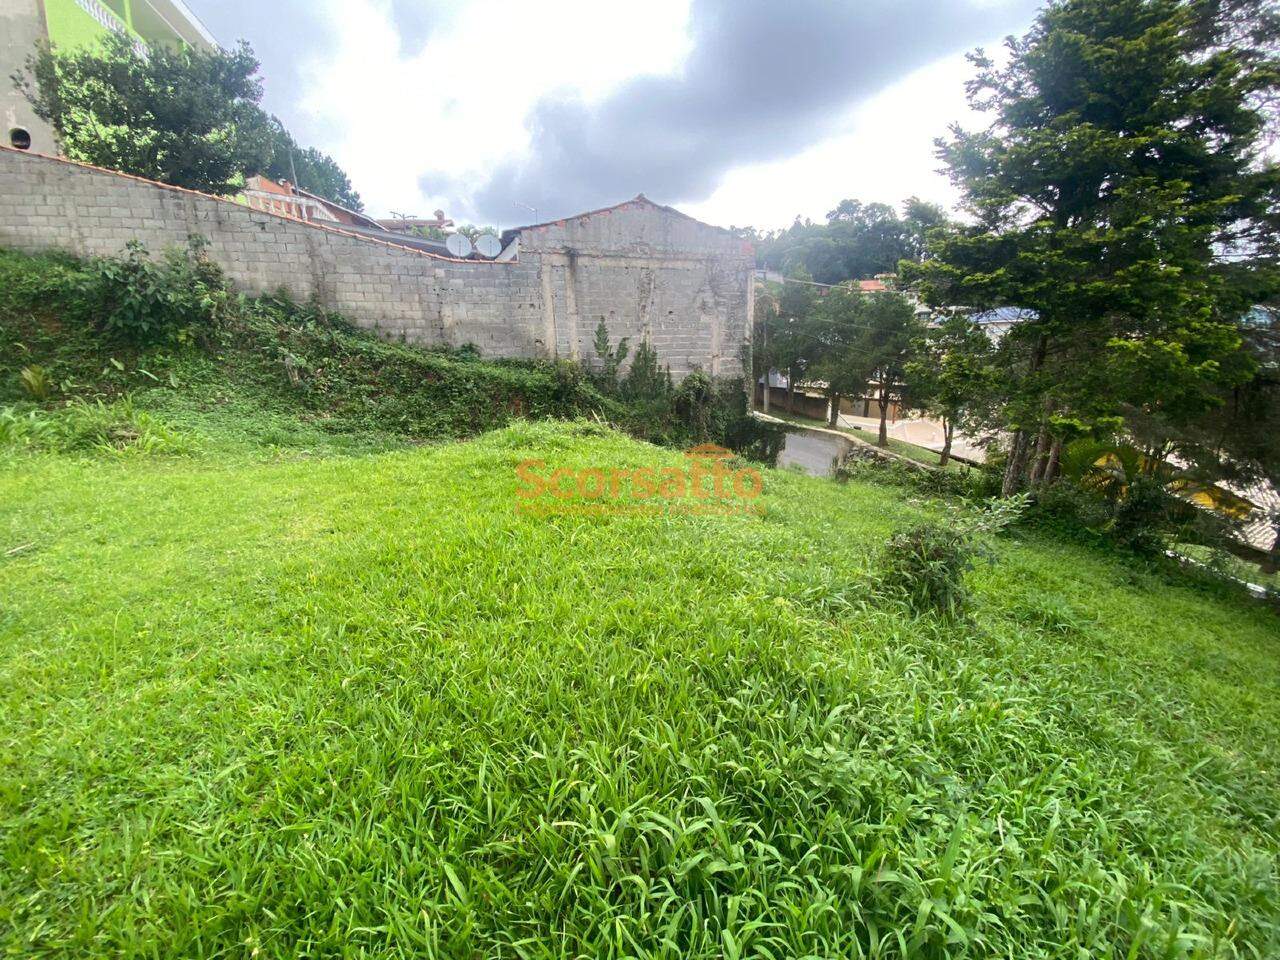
left=589, top=320, right=783, bottom=460
left=16, top=34, right=363, bottom=209
left=754, top=197, right=949, bottom=285
left=905, top=315, right=999, bottom=466
left=17, top=33, right=273, bottom=194
left=0, top=244, right=777, bottom=460
left=906, top=0, right=1280, bottom=499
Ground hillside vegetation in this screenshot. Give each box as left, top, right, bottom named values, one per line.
left=0, top=246, right=773, bottom=460
left=1, top=244, right=1279, bottom=958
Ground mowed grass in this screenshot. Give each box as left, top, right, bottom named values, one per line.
left=1, top=421, right=1278, bottom=958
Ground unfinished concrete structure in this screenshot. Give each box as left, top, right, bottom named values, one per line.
left=0, top=146, right=753, bottom=378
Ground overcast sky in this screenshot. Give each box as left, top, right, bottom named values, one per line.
left=187, top=0, right=1041, bottom=229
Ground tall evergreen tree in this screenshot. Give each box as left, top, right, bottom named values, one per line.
left=909, top=0, right=1280, bottom=494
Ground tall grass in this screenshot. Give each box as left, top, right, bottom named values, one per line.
left=0, top=397, right=192, bottom=456
left=1, top=421, right=1276, bottom=957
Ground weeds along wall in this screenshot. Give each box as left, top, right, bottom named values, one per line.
left=0, top=147, right=752, bottom=377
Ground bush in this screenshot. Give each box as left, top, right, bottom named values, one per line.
left=78, top=237, right=233, bottom=344
left=836, top=453, right=989, bottom=500
left=1030, top=474, right=1221, bottom=557
left=1033, top=479, right=1114, bottom=534
left=878, top=494, right=1029, bottom=618
left=1109, top=473, right=1192, bottom=555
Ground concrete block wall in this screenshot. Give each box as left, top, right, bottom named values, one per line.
left=0, top=148, right=751, bottom=377
left=518, top=198, right=754, bottom=377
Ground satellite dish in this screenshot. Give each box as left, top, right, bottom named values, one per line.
left=445, top=233, right=473, bottom=258
left=474, top=234, right=501, bottom=258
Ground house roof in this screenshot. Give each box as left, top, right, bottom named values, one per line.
left=971, top=306, right=1038, bottom=325
left=292, top=185, right=382, bottom=230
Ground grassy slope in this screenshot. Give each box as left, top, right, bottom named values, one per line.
left=1, top=421, right=1277, bottom=958
left=0, top=247, right=605, bottom=459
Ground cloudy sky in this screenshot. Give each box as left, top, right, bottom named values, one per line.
left=187, top=0, right=1041, bottom=229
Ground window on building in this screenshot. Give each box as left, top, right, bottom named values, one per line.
left=9, top=128, right=32, bottom=151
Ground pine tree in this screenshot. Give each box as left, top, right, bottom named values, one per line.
left=909, top=0, right=1280, bottom=494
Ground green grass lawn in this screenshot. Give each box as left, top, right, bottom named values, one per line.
left=2, top=421, right=1278, bottom=958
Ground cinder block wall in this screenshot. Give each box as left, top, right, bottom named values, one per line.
left=518, top=198, right=754, bottom=378
left=0, top=148, right=751, bottom=377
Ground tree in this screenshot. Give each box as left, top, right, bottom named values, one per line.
left=906, top=315, right=997, bottom=466
left=1180, top=305, right=1280, bottom=569
left=899, top=196, right=950, bottom=263
left=805, top=287, right=874, bottom=427
left=264, top=118, right=363, bottom=211
left=775, top=269, right=819, bottom=415
left=805, top=288, right=923, bottom=438
left=17, top=33, right=272, bottom=195
left=756, top=198, right=942, bottom=285
left=752, top=283, right=780, bottom=413
left=851, top=293, right=926, bottom=446
left=908, top=0, right=1280, bottom=496
left=592, top=318, right=630, bottom=391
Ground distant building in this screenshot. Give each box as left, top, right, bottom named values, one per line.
left=2, top=0, right=218, bottom=156
left=378, top=211, right=456, bottom=235
left=969, top=306, right=1037, bottom=341
left=242, top=175, right=382, bottom=230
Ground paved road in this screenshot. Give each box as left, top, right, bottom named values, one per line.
left=776, top=429, right=850, bottom=477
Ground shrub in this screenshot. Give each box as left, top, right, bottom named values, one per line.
left=835, top=453, right=988, bottom=500
left=1108, top=473, right=1177, bottom=554
left=590, top=319, right=629, bottom=391
left=1030, top=472, right=1220, bottom=558
left=79, top=237, right=233, bottom=344
left=1032, top=478, right=1113, bottom=534
left=19, top=365, right=53, bottom=400
left=620, top=339, right=672, bottom=403
left=878, top=494, right=1030, bottom=618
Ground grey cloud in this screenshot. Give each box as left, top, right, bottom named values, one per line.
left=187, top=0, right=450, bottom=140
left=437, top=0, right=1039, bottom=225
left=186, top=0, right=334, bottom=140
left=388, top=0, right=452, bottom=55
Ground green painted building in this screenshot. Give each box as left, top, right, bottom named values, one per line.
left=2, top=0, right=218, bottom=155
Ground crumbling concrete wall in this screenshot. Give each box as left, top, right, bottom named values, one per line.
left=0, top=147, right=752, bottom=377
